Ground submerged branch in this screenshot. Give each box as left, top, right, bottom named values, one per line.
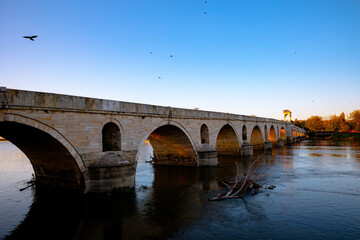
left=209, top=152, right=265, bottom=201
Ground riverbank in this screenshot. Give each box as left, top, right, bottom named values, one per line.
left=307, top=132, right=360, bottom=141
left=331, top=132, right=360, bottom=141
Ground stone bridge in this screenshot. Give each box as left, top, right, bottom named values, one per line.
left=0, top=88, right=306, bottom=193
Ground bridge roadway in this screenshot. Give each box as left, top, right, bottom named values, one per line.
left=0, top=88, right=306, bottom=193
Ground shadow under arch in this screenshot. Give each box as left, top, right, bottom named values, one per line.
left=200, top=123, right=209, bottom=144
left=102, top=122, right=121, bottom=151
left=215, top=124, right=240, bottom=156
left=137, top=122, right=198, bottom=166
left=250, top=125, right=264, bottom=150
left=269, top=125, right=277, bottom=144
left=242, top=125, right=247, bottom=141
left=0, top=114, right=86, bottom=192
left=280, top=127, right=286, bottom=141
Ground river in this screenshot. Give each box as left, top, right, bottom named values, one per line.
left=1, top=139, right=360, bottom=239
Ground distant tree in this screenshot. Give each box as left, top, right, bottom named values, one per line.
left=349, top=110, right=360, bottom=132
left=339, top=112, right=349, bottom=132
left=326, top=114, right=340, bottom=132
left=323, top=120, right=330, bottom=131
left=305, top=116, right=324, bottom=132
left=293, top=118, right=306, bottom=129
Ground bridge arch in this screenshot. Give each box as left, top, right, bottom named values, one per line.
left=200, top=124, right=209, bottom=144
left=102, top=122, right=121, bottom=151
left=264, top=125, right=268, bottom=140
left=280, top=127, right=286, bottom=140
left=0, top=113, right=86, bottom=191
left=269, top=125, right=277, bottom=144
left=242, top=125, right=247, bottom=141
left=139, top=121, right=198, bottom=166
left=215, top=123, right=240, bottom=155
left=105, top=118, right=124, bottom=135
left=250, top=125, right=264, bottom=150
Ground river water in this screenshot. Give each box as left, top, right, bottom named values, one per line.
left=1, top=139, right=360, bottom=239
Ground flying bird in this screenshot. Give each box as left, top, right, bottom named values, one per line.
left=170, top=55, right=173, bottom=58
left=23, top=35, right=38, bottom=41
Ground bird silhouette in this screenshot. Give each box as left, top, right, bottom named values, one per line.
left=23, top=35, right=38, bottom=41
left=170, top=55, right=173, bottom=58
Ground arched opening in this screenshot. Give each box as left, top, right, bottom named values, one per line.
left=200, top=124, right=209, bottom=144
left=264, top=126, right=268, bottom=140
left=102, top=122, right=121, bottom=152
left=242, top=125, right=247, bottom=141
left=250, top=126, right=264, bottom=150
left=0, top=122, right=85, bottom=191
left=293, top=130, right=296, bottom=138
left=297, top=131, right=300, bottom=137
left=215, top=124, right=240, bottom=156
left=147, top=124, right=197, bottom=166
left=269, top=126, right=277, bottom=144
left=280, top=128, right=286, bottom=140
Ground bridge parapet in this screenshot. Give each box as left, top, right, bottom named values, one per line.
left=4, top=89, right=284, bottom=124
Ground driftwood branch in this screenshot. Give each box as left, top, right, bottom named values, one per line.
left=20, top=179, right=36, bottom=191
left=209, top=152, right=265, bottom=201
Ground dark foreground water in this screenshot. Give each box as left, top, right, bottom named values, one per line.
left=1, top=139, right=360, bottom=239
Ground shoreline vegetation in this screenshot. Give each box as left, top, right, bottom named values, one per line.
left=332, top=132, right=360, bottom=140
left=293, top=110, right=360, bottom=133
left=307, top=132, right=360, bottom=141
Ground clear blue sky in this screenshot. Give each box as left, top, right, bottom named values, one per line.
left=1, top=0, right=359, bottom=120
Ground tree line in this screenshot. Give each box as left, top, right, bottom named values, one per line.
left=293, top=110, right=360, bottom=132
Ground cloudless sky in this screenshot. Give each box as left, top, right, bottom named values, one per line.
left=1, top=0, right=359, bottom=120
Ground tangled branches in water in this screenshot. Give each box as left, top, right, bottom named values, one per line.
left=209, top=153, right=265, bottom=201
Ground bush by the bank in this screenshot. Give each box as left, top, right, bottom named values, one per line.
left=306, top=131, right=360, bottom=140
left=332, top=132, right=360, bottom=139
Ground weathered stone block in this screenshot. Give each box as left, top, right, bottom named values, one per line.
left=241, top=142, right=253, bottom=156
left=197, top=144, right=218, bottom=166
left=264, top=140, right=272, bottom=150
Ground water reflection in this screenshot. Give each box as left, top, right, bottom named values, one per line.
left=1, top=139, right=360, bottom=239
left=0, top=142, right=34, bottom=239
